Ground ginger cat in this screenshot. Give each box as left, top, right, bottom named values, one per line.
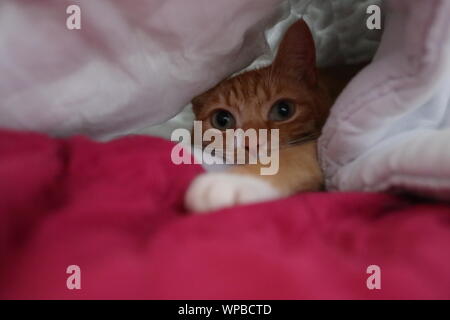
left=185, top=20, right=364, bottom=212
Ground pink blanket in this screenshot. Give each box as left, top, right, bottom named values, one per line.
left=0, top=129, right=449, bottom=299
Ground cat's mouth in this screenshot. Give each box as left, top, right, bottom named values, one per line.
left=198, top=130, right=320, bottom=165
left=200, top=145, right=266, bottom=165
left=211, top=147, right=261, bottom=164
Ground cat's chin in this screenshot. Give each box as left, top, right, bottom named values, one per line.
left=185, top=172, right=281, bottom=213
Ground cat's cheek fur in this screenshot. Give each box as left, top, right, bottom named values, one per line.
left=185, top=172, right=281, bottom=213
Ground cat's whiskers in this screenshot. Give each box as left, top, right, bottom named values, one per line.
left=283, top=132, right=321, bottom=148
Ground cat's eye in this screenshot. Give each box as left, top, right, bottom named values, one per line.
left=268, top=100, right=295, bottom=122
left=211, top=109, right=236, bottom=130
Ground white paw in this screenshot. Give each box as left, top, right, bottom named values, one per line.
left=185, top=172, right=281, bottom=213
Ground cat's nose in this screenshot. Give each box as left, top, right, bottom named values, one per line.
left=244, top=139, right=266, bottom=151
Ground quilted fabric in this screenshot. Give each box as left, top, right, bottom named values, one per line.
left=319, top=0, right=450, bottom=199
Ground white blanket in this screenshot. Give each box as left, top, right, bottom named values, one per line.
left=0, top=0, right=284, bottom=139
left=319, top=0, right=450, bottom=200
left=0, top=0, right=379, bottom=139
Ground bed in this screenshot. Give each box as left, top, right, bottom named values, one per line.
left=0, top=0, right=449, bottom=299
left=1, top=129, right=449, bottom=299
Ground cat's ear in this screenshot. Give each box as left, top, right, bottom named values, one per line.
left=272, top=19, right=317, bottom=86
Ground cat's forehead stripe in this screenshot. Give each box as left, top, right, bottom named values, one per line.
left=226, top=73, right=272, bottom=110
left=212, top=68, right=284, bottom=111
left=219, top=92, right=228, bottom=106
left=229, top=84, right=238, bottom=107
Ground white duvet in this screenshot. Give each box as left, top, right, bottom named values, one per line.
left=1, top=0, right=449, bottom=200
left=320, top=0, right=450, bottom=200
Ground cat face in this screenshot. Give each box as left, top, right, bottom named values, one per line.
left=192, top=20, right=330, bottom=153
